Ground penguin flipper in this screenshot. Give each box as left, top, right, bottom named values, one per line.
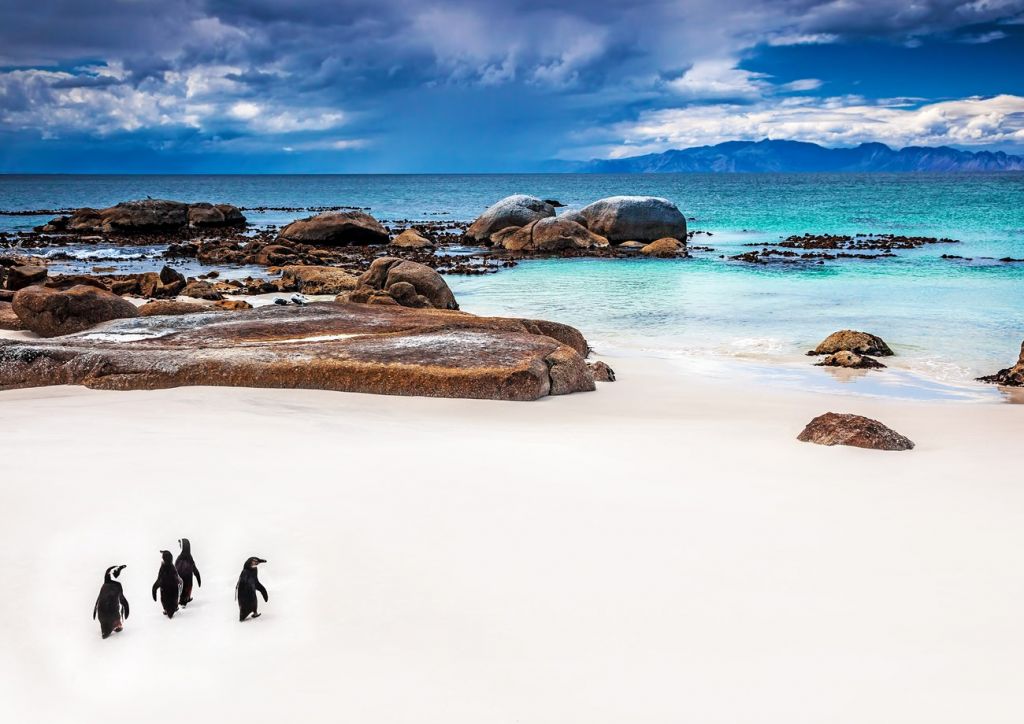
left=120, top=594, right=130, bottom=620
left=151, top=581, right=159, bottom=601
left=255, top=580, right=269, bottom=602
left=194, top=566, right=201, bottom=588
left=93, top=598, right=99, bottom=620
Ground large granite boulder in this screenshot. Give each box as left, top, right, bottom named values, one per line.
left=281, top=266, right=359, bottom=295
left=978, top=340, right=1024, bottom=386
left=500, top=217, right=609, bottom=253
left=563, top=196, right=687, bottom=242
left=797, top=413, right=914, bottom=451
left=277, top=211, right=388, bottom=246
left=350, top=258, right=458, bottom=310
left=12, top=285, right=139, bottom=337
left=0, top=303, right=596, bottom=401
left=809, top=330, right=893, bottom=357
left=45, top=200, right=245, bottom=234
left=464, top=195, right=556, bottom=244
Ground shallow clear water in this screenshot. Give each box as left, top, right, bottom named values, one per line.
left=2, top=173, right=1022, bottom=400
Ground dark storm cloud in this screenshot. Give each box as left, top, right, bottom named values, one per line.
left=0, top=0, right=1022, bottom=170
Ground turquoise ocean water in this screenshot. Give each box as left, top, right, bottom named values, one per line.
left=2, top=174, right=1022, bottom=400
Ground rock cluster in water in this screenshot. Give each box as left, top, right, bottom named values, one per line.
left=977, top=340, right=1024, bottom=387
left=39, top=199, right=245, bottom=234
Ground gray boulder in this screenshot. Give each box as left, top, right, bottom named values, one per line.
left=465, top=195, right=556, bottom=244
left=278, top=211, right=389, bottom=246
left=563, top=196, right=687, bottom=242
left=501, top=217, right=609, bottom=252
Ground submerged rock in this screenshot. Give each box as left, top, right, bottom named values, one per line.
left=464, top=195, right=556, bottom=244
left=816, top=350, right=887, bottom=369
left=350, top=257, right=458, bottom=310
left=0, top=303, right=597, bottom=401
left=12, top=284, right=139, bottom=337
left=563, top=196, right=687, bottom=242
left=277, top=211, right=389, bottom=246
left=977, top=340, right=1024, bottom=386
left=809, top=330, right=893, bottom=357
left=797, top=412, right=914, bottom=451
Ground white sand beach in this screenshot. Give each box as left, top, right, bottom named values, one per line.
left=1, top=354, right=1022, bottom=724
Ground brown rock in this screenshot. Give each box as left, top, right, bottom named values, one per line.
left=180, top=280, right=224, bottom=301
left=817, top=351, right=887, bottom=369
left=214, top=300, right=253, bottom=311
left=0, top=303, right=596, bottom=401
left=502, top=217, right=609, bottom=252
left=588, top=360, right=616, bottom=381
left=5, top=265, right=48, bottom=291
left=278, top=211, right=388, bottom=246
left=11, top=285, right=139, bottom=337
left=188, top=202, right=245, bottom=227
left=809, top=330, right=894, bottom=356
left=0, top=301, right=24, bottom=330
left=47, top=199, right=244, bottom=234
left=280, top=266, right=359, bottom=295
left=640, top=237, right=684, bottom=257
left=797, top=413, right=914, bottom=451
left=254, top=245, right=296, bottom=266
left=977, top=340, right=1024, bottom=386
left=618, top=241, right=646, bottom=250
left=352, top=257, right=458, bottom=310
left=391, top=228, right=434, bottom=249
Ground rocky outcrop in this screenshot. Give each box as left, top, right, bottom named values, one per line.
left=588, top=360, right=616, bottom=381
left=349, top=258, right=458, bottom=310
left=816, top=351, right=886, bottom=369
left=809, top=330, right=893, bottom=357
left=0, top=303, right=596, bottom=401
left=464, top=195, right=556, bottom=244
left=280, top=266, right=359, bottom=295
left=639, top=237, right=685, bottom=257
left=0, top=302, right=24, bottom=330
left=11, top=284, right=139, bottom=337
left=43, top=199, right=246, bottom=234
left=180, top=280, right=224, bottom=301
left=563, top=196, right=687, bottom=242
left=500, top=217, right=609, bottom=253
left=977, top=340, right=1024, bottom=386
left=138, top=300, right=221, bottom=317
left=5, top=265, right=48, bottom=291
left=277, top=211, right=389, bottom=246
left=391, top=228, right=434, bottom=249
left=797, top=413, right=914, bottom=451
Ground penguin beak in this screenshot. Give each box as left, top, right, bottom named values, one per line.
left=256, top=558, right=267, bottom=565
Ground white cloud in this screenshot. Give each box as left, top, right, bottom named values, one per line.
left=958, top=30, right=1009, bottom=43
left=585, top=94, right=1024, bottom=158
left=766, top=33, right=839, bottom=46
left=666, top=60, right=768, bottom=99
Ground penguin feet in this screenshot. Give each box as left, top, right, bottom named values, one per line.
left=252, top=613, right=261, bottom=619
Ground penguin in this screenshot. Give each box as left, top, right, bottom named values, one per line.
left=93, top=565, right=129, bottom=639
left=235, top=557, right=268, bottom=622
left=174, top=538, right=201, bottom=607
left=152, top=550, right=183, bottom=618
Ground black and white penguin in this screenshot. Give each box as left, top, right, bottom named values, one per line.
left=174, top=538, right=202, bottom=607
left=235, top=557, right=268, bottom=622
left=93, top=565, right=129, bottom=639
left=152, top=550, right=183, bottom=618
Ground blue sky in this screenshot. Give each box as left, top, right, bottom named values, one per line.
left=1, top=0, right=1023, bottom=172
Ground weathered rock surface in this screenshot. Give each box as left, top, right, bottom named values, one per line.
left=391, top=228, right=434, bottom=249
left=977, top=340, right=1024, bottom=386
left=588, top=360, right=616, bottom=382
left=349, top=257, right=458, bottom=310
left=501, top=217, right=609, bottom=252
left=563, top=196, right=687, bottom=242
left=12, top=285, right=139, bottom=337
left=180, top=280, right=224, bottom=301
left=464, top=195, right=556, bottom=244
left=5, top=265, right=48, bottom=291
left=809, top=330, right=893, bottom=356
left=44, top=199, right=245, bottom=234
left=640, top=237, right=685, bottom=257
left=138, top=300, right=221, bottom=317
left=0, top=303, right=596, bottom=401
left=277, top=211, right=389, bottom=246
left=280, top=266, right=359, bottom=295
left=0, top=302, right=24, bottom=330
left=797, top=413, right=914, bottom=451
left=816, top=350, right=887, bottom=369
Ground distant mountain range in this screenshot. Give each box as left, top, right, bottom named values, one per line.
left=556, top=140, right=1024, bottom=173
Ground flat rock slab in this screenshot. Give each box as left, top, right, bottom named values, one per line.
left=0, top=303, right=595, bottom=401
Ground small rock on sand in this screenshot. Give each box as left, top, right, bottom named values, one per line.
left=797, top=412, right=914, bottom=451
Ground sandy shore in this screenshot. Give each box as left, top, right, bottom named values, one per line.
left=1, top=355, right=1022, bottom=723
